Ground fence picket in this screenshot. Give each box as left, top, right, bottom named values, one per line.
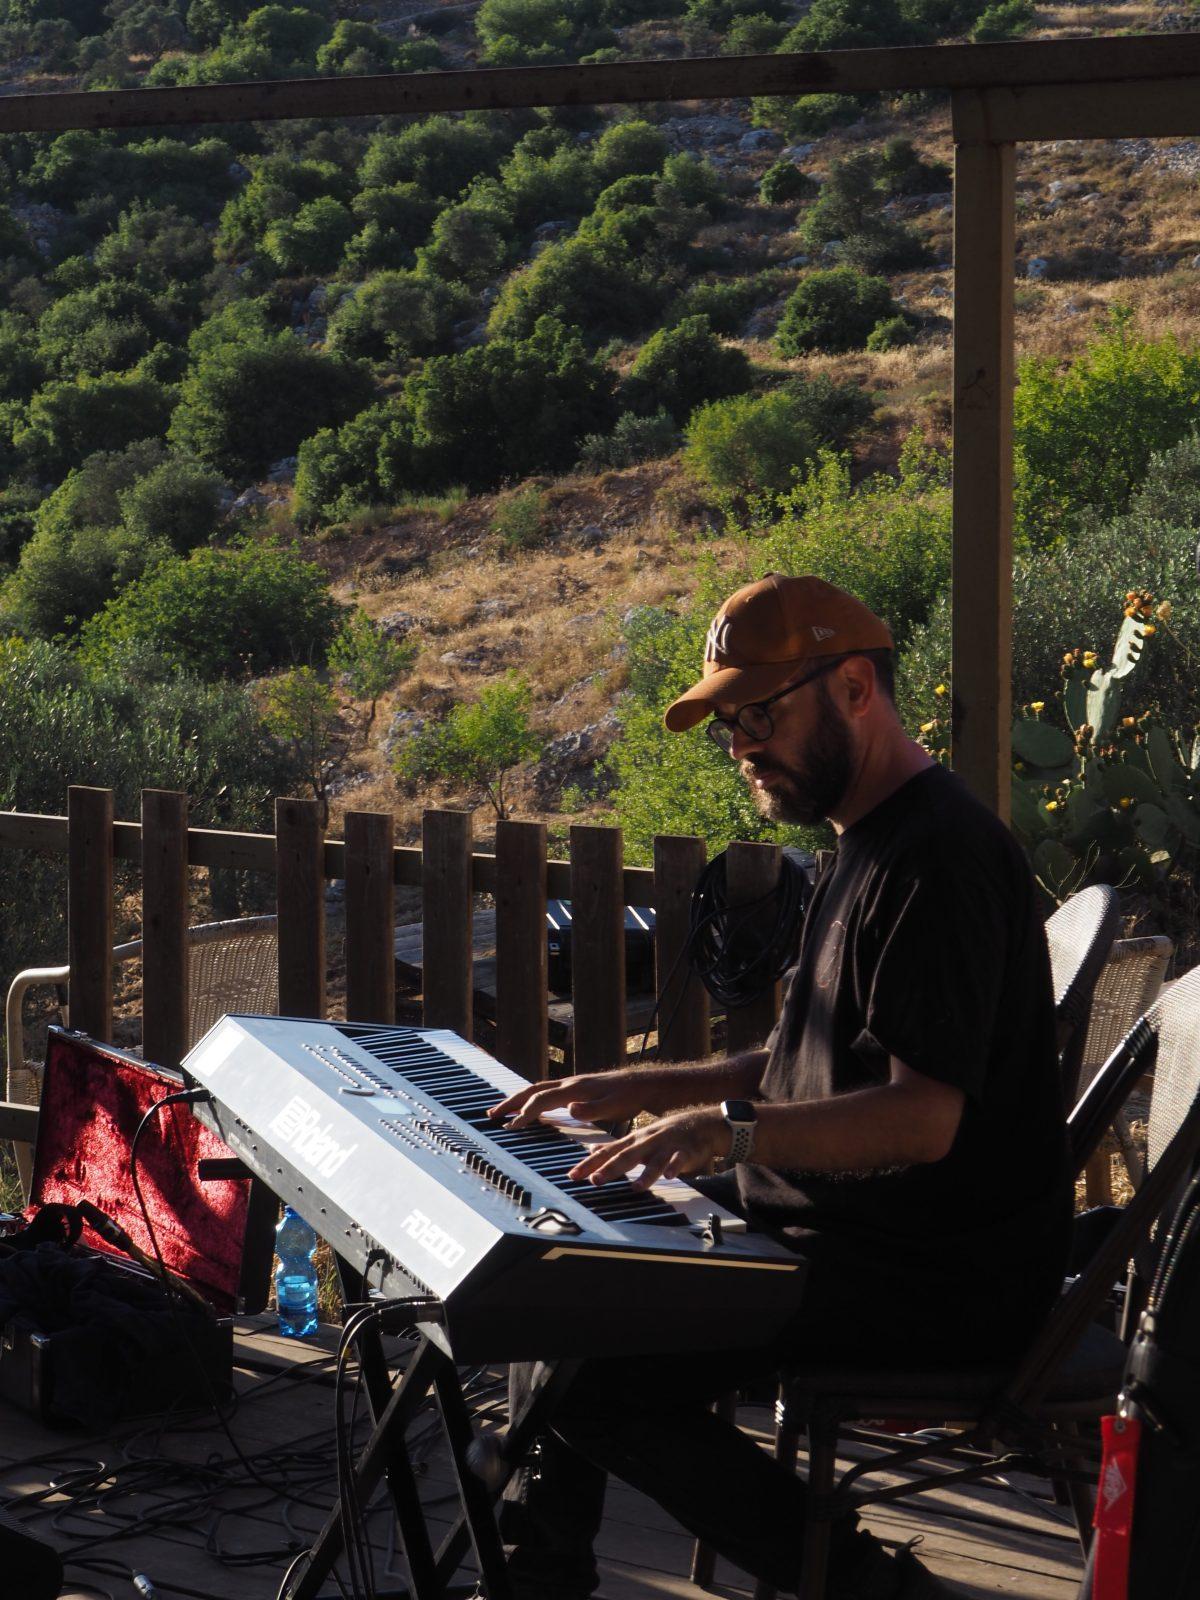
left=345, top=810, right=395, bottom=1024
left=422, top=809, right=473, bottom=1035
left=141, top=789, right=189, bottom=1069
left=275, top=797, right=326, bottom=1018
left=67, top=786, right=114, bottom=1044
left=653, top=835, right=709, bottom=1063
left=495, top=818, right=548, bottom=1081
left=570, top=825, right=625, bottom=1073
left=724, top=840, right=782, bottom=1056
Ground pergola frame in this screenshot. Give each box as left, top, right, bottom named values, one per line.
left=7, top=33, right=1200, bottom=817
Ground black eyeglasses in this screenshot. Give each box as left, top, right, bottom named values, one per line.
left=704, top=657, right=845, bottom=758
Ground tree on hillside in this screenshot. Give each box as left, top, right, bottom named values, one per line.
left=394, top=673, right=541, bottom=819
left=170, top=334, right=374, bottom=480
left=79, top=540, right=342, bottom=679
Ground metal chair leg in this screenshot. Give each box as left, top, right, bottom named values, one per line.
left=689, top=1389, right=739, bottom=1590
left=751, top=1386, right=805, bottom=1600
left=799, top=1405, right=839, bottom=1600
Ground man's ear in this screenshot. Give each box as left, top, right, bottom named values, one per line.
left=839, top=654, right=877, bottom=717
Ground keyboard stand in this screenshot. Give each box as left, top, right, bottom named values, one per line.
left=282, top=1262, right=579, bottom=1600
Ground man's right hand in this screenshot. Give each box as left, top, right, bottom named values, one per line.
left=487, top=1068, right=672, bottom=1130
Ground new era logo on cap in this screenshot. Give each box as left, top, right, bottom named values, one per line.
left=811, top=626, right=836, bottom=642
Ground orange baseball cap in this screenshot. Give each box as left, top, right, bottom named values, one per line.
left=664, top=574, right=894, bottom=732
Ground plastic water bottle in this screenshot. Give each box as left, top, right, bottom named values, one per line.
left=274, top=1206, right=319, bottom=1338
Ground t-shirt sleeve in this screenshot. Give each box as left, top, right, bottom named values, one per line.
left=860, top=848, right=1012, bottom=1102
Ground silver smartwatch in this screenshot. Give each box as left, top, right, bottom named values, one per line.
left=718, top=1099, right=758, bottom=1168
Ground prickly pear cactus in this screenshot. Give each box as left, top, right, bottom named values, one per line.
left=1005, top=591, right=1196, bottom=900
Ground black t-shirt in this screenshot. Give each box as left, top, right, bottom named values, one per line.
left=736, top=765, right=1073, bottom=1333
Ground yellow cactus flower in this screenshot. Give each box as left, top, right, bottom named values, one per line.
left=1062, top=651, right=1075, bottom=666
left=1031, top=700, right=1045, bottom=713
left=1119, top=797, right=1133, bottom=810
left=934, top=683, right=948, bottom=698
left=1082, top=652, right=1097, bottom=668
left=1045, top=800, right=1059, bottom=813
left=920, top=721, right=936, bottom=734
left=1157, top=600, right=1173, bottom=622
left=1143, top=624, right=1156, bottom=637
left=1014, top=760, right=1025, bottom=772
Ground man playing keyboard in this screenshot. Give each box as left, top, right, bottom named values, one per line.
left=488, top=575, right=1073, bottom=1600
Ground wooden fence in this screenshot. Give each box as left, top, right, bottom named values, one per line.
left=0, top=787, right=786, bottom=1082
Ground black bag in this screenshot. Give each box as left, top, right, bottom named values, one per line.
left=1081, top=1172, right=1200, bottom=1599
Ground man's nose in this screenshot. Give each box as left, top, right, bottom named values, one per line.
left=730, top=725, right=765, bottom=761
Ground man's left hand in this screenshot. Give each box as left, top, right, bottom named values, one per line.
left=568, top=1106, right=731, bottom=1189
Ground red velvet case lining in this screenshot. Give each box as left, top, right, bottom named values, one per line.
left=28, top=1029, right=251, bottom=1313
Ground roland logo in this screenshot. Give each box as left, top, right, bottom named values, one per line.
left=270, top=1095, right=357, bottom=1179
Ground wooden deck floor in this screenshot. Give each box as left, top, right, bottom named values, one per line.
left=0, top=1320, right=1085, bottom=1600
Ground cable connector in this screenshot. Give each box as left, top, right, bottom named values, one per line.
left=132, top=1574, right=160, bottom=1599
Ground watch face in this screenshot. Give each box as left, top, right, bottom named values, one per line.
left=723, top=1099, right=756, bottom=1125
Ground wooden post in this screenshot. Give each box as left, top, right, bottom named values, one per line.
left=141, top=789, right=189, bottom=1069
left=653, top=835, right=710, bottom=1063
left=422, top=809, right=473, bottom=1035
left=345, top=810, right=395, bottom=1024
left=570, top=825, right=626, bottom=1073
left=724, top=841, right=782, bottom=1056
left=495, top=818, right=548, bottom=1080
left=276, top=797, right=325, bottom=1018
left=67, top=785, right=114, bottom=1043
left=951, top=93, right=1016, bottom=822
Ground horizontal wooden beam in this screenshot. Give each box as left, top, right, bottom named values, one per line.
left=0, top=809, right=656, bottom=900
left=0, top=1101, right=39, bottom=1143
left=956, top=76, right=1200, bottom=142
left=3, top=35, right=1200, bottom=133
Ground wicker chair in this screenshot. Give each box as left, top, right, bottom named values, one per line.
left=1071, top=935, right=1173, bottom=1201
left=4, top=915, right=278, bottom=1195
left=737, top=962, right=1200, bottom=1600
left=1045, top=884, right=1121, bottom=1100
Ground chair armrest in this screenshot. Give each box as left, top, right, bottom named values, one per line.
left=5, top=965, right=69, bottom=1103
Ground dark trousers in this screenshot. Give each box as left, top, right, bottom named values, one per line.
left=503, top=1183, right=1050, bottom=1598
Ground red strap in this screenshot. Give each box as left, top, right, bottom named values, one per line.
left=1092, top=1414, right=1142, bottom=1600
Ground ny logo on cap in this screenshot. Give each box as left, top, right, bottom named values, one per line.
left=706, top=616, right=733, bottom=661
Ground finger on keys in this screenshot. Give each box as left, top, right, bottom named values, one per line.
left=487, top=1081, right=562, bottom=1123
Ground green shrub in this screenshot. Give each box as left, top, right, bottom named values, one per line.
left=866, top=313, right=916, bottom=351
left=875, top=136, right=950, bottom=196
left=325, top=272, right=470, bottom=363
left=0, top=635, right=302, bottom=981
left=900, top=430, right=1200, bottom=738
left=970, top=0, right=1034, bottom=39
left=293, top=400, right=413, bottom=522
left=684, top=0, right=788, bottom=28
left=668, top=276, right=775, bottom=335
left=118, top=456, right=226, bottom=550
left=775, top=267, right=901, bottom=355
left=656, top=152, right=726, bottom=216
left=15, top=372, right=174, bottom=478
left=578, top=409, right=678, bottom=471
left=621, top=314, right=753, bottom=425
left=1013, top=311, right=1200, bottom=545
left=92, top=203, right=213, bottom=301
left=2, top=521, right=166, bottom=637
left=79, top=539, right=341, bottom=678
left=499, top=136, right=600, bottom=226
left=593, top=119, right=669, bottom=184
left=395, top=672, right=542, bottom=818
left=262, top=195, right=355, bottom=274
left=170, top=334, right=374, bottom=480
left=476, top=0, right=613, bottom=62
left=415, top=194, right=514, bottom=287
left=357, top=116, right=508, bottom=203
left=404, top=315, right=617, bottom=490
left=782, top=0, right=909, bottom=51
left=0, top=310, right=45, bottom=403
left=683, top=376, right=873, bottom=496
left=800, top=151, right=929, bottom=273
left=752, top=92, right=874, bottom=139
left=491, top=486, right=549, bottom=551
left=487, top=231, right=664, bottom=343
left=721, top=11, right=787, bottom=51
left=759, top=161, right=818, bottom=206
left=330, top=608, right=417, bottom=733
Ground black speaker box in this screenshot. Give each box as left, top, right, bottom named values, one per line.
left=0, top=1507, right=62, bottom=1599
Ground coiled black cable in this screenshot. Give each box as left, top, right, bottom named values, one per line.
left=687, top=846, right=813, bottom=1010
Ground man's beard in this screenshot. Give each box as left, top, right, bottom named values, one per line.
left=741, top=686, right=853, bottom=826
